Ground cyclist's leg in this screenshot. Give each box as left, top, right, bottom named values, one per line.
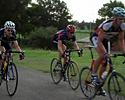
left=98, top=39, right=108, bottom=80
left=0, top=48, right=5, bottom=79
left=58, top=44, right=67, bottom=80
left=93, top=55, right=107, bottom=96
left=0, top=55, right=3, bottom=73
left=91, top=37, right=107, bottom=85
left=58, top=43, right=67, bottom=60
left=98, top=60, right=107, bottom=79
left=96, top=41, right=107, bottom=96
left=59, top=44, right=68, bottom=65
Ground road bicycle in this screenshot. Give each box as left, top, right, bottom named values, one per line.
left=0, top=50, right=24, bottom=96
left=50, top=49, right=83, bottom=90
left=79, top=34, right=125, bottom=100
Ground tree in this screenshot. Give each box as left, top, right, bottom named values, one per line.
left=0, top=0, right=31, bottom=30
left=98, top=0, right=125, bottom=18
left=27, top=0, right=72, bottom=29
left=95, top=0, right=125, bottom=27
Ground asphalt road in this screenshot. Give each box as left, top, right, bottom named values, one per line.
left=0, top=67, right=110, bottom=100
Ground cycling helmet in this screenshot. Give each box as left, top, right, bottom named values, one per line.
left=4, top=21, right=15, bottom=29
left=66, top=25, right=76, bottom=33
left=112, top=7, right=125, bottom=17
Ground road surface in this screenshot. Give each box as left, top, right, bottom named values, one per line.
left=0, top=67, right=110, bottom=100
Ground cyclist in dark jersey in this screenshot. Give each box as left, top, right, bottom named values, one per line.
left=90, top=7, right=125, bottom=96
left=55, top=25, right=81, bottom=66
left=0, top=21, right=24, bottom=60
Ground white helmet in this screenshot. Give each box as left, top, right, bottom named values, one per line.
left=112, top=7, right=125, bottom=17
left=4, top=21, right=15, bottom=29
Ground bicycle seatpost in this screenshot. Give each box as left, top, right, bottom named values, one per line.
left=107, top=39, right=111, bottom=55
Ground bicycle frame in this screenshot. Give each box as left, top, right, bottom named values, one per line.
left=64, top=49, right=82, bottom=64
left=83, top=45, right=95, bottom=71
left=79, top=34, right=125, bottom=99
left=0, top=51, right=24, bottom=96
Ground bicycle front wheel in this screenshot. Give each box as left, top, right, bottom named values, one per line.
left=79, top=67, right=96, bottom=99
left=67, top=61, right=79, bottom=90
left=6, top=62, right=18, bottom=96
left=108, top=71, right=125, bottom=100
left=50, top=58, right=62, bottom=84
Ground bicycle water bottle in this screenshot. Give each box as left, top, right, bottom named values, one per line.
left=3, top=61, right=7, bottom=71
left=101, top=71, right=108, bottom=80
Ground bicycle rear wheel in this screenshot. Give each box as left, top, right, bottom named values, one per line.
left=6, top=62, right=18, bottom=96
left=67, top=61, right=79, bottom=90
left=50, top=58, right=62, bottom=84
left=108, top=71, right=125, bottom=100
left=79, top=67, right=96, bottom=99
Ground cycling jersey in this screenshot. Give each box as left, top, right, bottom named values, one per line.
left=90, top=19, right=125, bottom=50
left=0, top=28, right=17, bottom=51
left=53, top=29, right=76, bottom=45
left=92, top=19, right=125, bottom=37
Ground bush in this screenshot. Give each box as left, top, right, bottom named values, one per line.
left=27, top=26, right=57, bottom=49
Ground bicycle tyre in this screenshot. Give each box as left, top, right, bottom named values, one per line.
left=67, top=61, right=79, bottom=90
left=0, top=74, right=2, bottom=86
left=50, top=58, right=62, bottom=84
left=79, top=66, right=96, bottom=99
left=108, top=71, right=125, bottom=100
left=6, top=62, right=18, bottom=96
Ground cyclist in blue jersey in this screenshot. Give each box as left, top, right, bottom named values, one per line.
left=53, top=25, right=81, bottom=71
left=90, top=7, right=125, bottom=96
left=0, top=21, right=24, bottom=62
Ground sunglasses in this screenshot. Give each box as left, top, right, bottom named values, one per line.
left=7, top=29, right=13, bottom=32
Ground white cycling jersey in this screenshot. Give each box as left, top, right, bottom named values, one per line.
left=91, top=19, right=125, bottom=47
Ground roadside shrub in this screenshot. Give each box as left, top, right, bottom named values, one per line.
left=28, top=26, right=57, bottom=49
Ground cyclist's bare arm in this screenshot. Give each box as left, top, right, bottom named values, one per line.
left=118, top=31, right=125, bottom=53
left=98, top=29, right=105, bottom=42
left=96, top=29, right=107, bottom=55
left=13, top=40, right=23, bottom=52
left=0, top=41, right=5, bottom=52
left=58, top=40, right=65, bottom=55
left=73, top=41, right=80, bottom=50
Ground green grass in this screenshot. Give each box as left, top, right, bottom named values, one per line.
left=75, top=30, right=90, bottom=40
left=14, top=30, right=125, bottom=74
left=14, top=48, right=93, bottom=73
left=14, top=48, right=125, bottom=75
left=14, top=49, right=57, bottom=73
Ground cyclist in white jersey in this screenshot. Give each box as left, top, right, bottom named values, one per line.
left=90, top=7, right=125, bottom=96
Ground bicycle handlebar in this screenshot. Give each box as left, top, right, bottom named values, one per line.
left=112, top=53, right=125, bottom=57
left=64, top=49, right=83, bottom=57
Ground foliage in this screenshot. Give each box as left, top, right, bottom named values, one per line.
left=0, top=0, right=73, bottom=36
left=0, top=0, right=31, bottom=30
left=15, top=48, right=125, bottom=74
left=98, top=0, right=125, bottom=18
left=94, top=0, right=125, bottom=28
left=27, top=26, right=57, bottom=49
left=27, top=0, right=72, bottom=29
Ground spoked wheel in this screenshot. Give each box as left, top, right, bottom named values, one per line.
left=67, top=61, right=79, bottom=90
left=6, top=62, right=18, bottom=96
left=108, top=71, right=125, bottom=100
left=79, top=67, right=96, bottom=99
left=0, top=74, right=2, bottom=86
left=50, top=58, right=62, bottom=84
left=0, top=64, right=3, bottom=86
